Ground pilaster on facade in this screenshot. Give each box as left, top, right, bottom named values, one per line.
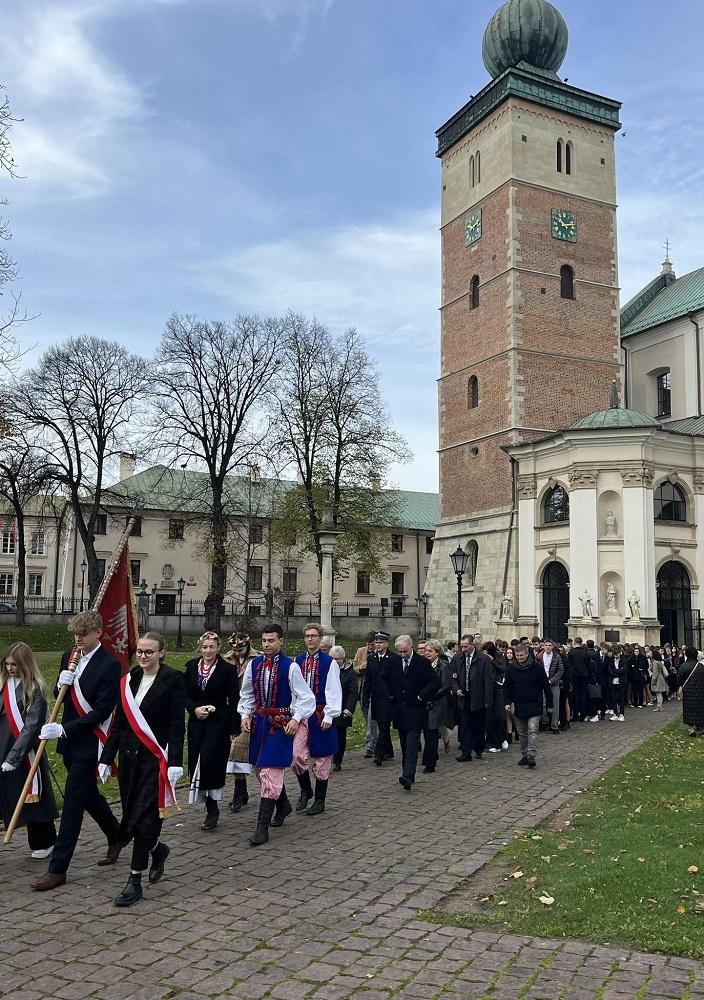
left=620, top=464, right=655, bottom=488
left=516, top=475, right=536, bottom=500
left=568, top=467, right=600, bottom=490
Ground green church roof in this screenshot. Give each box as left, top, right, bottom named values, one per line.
left=102, top=465, right=439, bottom=532
left=483, top=0, right=568, bottom=80
left=621, top=266, right=704, bottom=339
left=661, top=416, right=704, bottom=437
left=570, top=407, right=661, bottom=430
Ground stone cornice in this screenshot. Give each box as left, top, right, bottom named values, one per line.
left=568, top=467, right=599, bottom=490
left=620, top=464, right=655, bottom=487
left=517, top=475, right=536, bottom=500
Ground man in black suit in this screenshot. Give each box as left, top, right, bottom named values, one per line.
left=32, top=610, right=123, bottom=891
left=364, top=632, right=397, bottom=766
left=450, top=634, right=493, bottom=762
left=386, top=635, right=441, bottom=790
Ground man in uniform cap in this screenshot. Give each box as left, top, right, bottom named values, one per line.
left=361, top=632, right=398, bottom=766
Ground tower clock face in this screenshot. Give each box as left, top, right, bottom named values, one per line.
left=464, top=210, right=482, bottom=246
left=552, top=208, right=577, bottom=243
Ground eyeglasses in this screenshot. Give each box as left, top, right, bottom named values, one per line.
left=136, top=649, right=159, bottom=657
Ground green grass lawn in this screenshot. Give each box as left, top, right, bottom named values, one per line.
left=425, top=720, right=704, bottom=958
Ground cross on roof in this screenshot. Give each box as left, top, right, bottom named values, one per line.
left=664, top=238, right=672, bottom=261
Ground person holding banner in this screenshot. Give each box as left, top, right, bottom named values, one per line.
left=184, top=632, right=240, bottom=831
left=100, top=631, right=185, bottom=907
left=32, top=610, right=123, bottom=891
left=0, top=643, right=58, bottom=857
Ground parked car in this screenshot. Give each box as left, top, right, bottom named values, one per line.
left=0, top=602, right=16, bottom=613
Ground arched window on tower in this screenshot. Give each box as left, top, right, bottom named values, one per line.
left=467, top=540, right=478, bottom=586
left=566, top=141, right=573, bottom=175
left=560, top=265, right=575, bottom=300
left=476, top=150, right=481, bottom=184
left=469, top=155, right=475, bottom=188
left=556, top=138, right=563, bottom=173
left=543, top=484, right=570, bottom=524
left=470, top=275, right=480, bottom=309
left=468, top=375, right=479, bottom=410
left=654, top=481, right=687, bottom=522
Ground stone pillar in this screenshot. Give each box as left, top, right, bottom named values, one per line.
left=568, top=469, right=599, bottom=619
left=317, top=527, right=341, bottom=643
left=517, top=477, right=536, bottom=619
left=621, top=465, right=656, bottom=618
left=695, top=475, right=704, bottom=617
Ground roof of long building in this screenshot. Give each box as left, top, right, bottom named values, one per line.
left=621, top=266, right=704, bottom=339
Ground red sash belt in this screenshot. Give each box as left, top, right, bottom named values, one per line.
left=256, top=706, right=292, bottom=734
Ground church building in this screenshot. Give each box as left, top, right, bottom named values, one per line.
left=425, top=0, right=704, bottom=649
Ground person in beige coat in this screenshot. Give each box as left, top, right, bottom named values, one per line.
left=223, top=632, right=259, bottom=812
left=650, top=651, right=669, bottom=711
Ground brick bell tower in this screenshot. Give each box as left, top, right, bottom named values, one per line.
left=425, top=0, right=623, bottom=638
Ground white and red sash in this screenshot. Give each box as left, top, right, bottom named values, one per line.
left=70, top=673, right=117, bottom=776
left=2, top=678, right=41, bottom=803
left=120, top=674, right=179, bottom=818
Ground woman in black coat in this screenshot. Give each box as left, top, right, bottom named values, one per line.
left=628, top=646, right=649, bottom=708
left=677, top=648, right=704, bottom=736
left=184, top=632, right=240, bottom=831
left=100, top=632, right=185, bottom=907
left=330, top=645, right=359, bottom=771
left=483, top=641, right=508, bottom=752
left=0, top=643, right=58, bottom=858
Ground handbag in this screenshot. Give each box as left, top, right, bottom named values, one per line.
left=588, top=682, right=602, bottom=700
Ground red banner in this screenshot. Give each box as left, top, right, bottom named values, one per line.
left=97, top=545, right=138, bottom=675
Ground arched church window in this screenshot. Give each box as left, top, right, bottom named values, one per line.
left=476, top=150, right=481, bottom=184
left=468, top=375, right=479, bottom=409
left=469, top=155, right=475, bottom=188
left=565, top=141, right=573, bottom=175
left=560, top=265, right=574, bottom=299
left=470, top=275, right=480, bottom=309
left=654, top=481, right=687, bottom=522
left=556, top=139, right=563, bottom=173
left=467, top=539, right=478, bottom=586
left=543, top=484, right=570, bottom=524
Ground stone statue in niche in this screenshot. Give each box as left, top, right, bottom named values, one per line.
left=578, top=590, right=593, bottom=618
left=628, top=591, right=641, bottom=620
left=606, top=582, right=617, bottom=612
left=499, top=594, right=513, bottom=620
left=605, top=510, right=617, bottom=537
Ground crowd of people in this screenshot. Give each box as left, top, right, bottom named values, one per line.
left=0, top=616, right=701, bottom=909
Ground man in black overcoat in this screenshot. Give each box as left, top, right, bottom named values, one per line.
left=363, top=632, right=398, bottom=766
left=385, top=635, right=441, bottom=790
left=450, top=634, right=494, bottom=762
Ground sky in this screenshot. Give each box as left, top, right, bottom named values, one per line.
left=3, top=0, right=704, bottom=491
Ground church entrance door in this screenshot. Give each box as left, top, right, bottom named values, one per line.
left=657, top=561, right=694, bottom=647
left=542, top=563, right=569, bottom=644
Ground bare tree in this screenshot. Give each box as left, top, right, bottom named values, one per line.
left=150, top=314, right=285, bottom=632
left=273, top=315, right=409, bottom=580
left=0, top=438, right=53, bottom=624
left=12, top=337, right=145, bottom=601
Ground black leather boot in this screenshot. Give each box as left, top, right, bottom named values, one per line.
left=249, top=798, right=276, bottom=847
left=270, top=785, right=293, bottom=828
left=114, top=873, right=143, bottom=907
left=148, top=842, right=170, bottom=884
left=201, top=796, right=219, bottom=831
left=306, top=779, right=328, bottom=816
left=229, top=778, right=248, bottom=813
left=295, top=771, right=313, bottom=811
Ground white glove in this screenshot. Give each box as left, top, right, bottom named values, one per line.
left=167, top=766, right=183, bottom=785
left=40, top=723, right=64, bottom=741
left=1, top=761, right=15, bottom=772
left=58, top=670, right=76, bottom=687
left=97, top=763, right=112, bottom=784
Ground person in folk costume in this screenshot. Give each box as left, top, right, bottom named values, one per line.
left=292, top=623, right=342, bottom=815
left=99, top=632, right=185, bottom=907
left=32, top=610, right=123, bottom=892
left=0, top=643, right=58, bottom=858
left=237, top=623, right=315, bottom=846
left=184, top=632, right=240, bottom=831
left=223, top=631, right=259, bottom=814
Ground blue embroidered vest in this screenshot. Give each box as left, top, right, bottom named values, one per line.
left=295, top=651, right=338, bottom=758
left=248, top=654, right=295, bottom=769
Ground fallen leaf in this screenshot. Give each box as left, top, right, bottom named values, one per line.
left=539, top=894, right=555, bottom=906
left=688, top=866, right=699, bottom=874
left=512, top=870, right=524, bottom=879
left=541, top=856, right=551, bottom=863
left=638, top=858, right=645, bottom=863
left=677, top=905, right=686, bottom=914
left=498, top=900, right=508, bottom=906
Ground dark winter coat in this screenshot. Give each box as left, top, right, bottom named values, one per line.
left=385, top=653, right=441, bottom=731
left=504, top=660, right=553, bottom=720
left=0, top=681, right=58, bottom=828
left=363, top=651, right=398, bottom=724
left=628, top=655, right=649, bottom=684
left=567, top=646, right=593, bottom=682
left=56, top=645, right=121, bottom=761
left=678, top=660, right=704, bottom=728
left=184, top=656, right=240, bottom=792
left=427, top=657, right=453, bottom=729
left=101, top=662, right=185, bottom=842
left=537, top=651, right=564, bottom=687
left=608, top=656, right=628, bottom=687
left=449, top=649, right=494, bottom=712
left=334, top=663, right=359, bottom=728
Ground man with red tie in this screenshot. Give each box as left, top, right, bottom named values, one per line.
left=292, top=624, right=342, bottom=815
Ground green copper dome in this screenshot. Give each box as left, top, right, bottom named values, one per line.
left=482, top=0, right=569, bottom=79
left=570, top=408, right=661, bottom=431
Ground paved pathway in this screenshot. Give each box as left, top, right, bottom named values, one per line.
left=2, top=704, right=703, bottom=1000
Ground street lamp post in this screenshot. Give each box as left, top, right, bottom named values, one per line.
left=449, top=546, right=470, bottom=643
left=80, top=559, right=87, bottom=612
left=317, top=505, right=341, bottom=645
left=177, top=577, right=185, bottom=649
left=420, top=592, right=429, bottom=639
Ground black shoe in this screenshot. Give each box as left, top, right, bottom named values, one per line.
left=295, top=772, right=313, bottom=811
left=114, top=874, right=143, bottom=907
left=249, top=798, right=276, bottom=847
left=148, top=842, right=170, bottom=884
left=551, top=728, right=560, bottom=734
left=229, top=778, right=248, bottom=813
left=527, top=758, right=537, bottom=769
left=399, top=776, right=412, bottom=790
left=517, top=756, right=528, bottom=766
left=456, top=754, right=472, bottom=762
left=270, top=787, right=293, bottom=828
left=307, top=779, right=328, bottom=816
left=475, top=754, right=484, bottom=760
left=374, top=757, right=383, bottom=767
left=201, top=813, right=218, bottom=831
left=423, top=766, right=435, bottom=773
left=383, top=754, right=395, bottom=761
left=333, top=762, right=342, bottom=771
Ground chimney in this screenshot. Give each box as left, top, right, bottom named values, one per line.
left=119, top=453, right=136, bottom=481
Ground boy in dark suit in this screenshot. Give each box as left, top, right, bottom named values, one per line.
left=32, top=610, right=123, bottom=891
